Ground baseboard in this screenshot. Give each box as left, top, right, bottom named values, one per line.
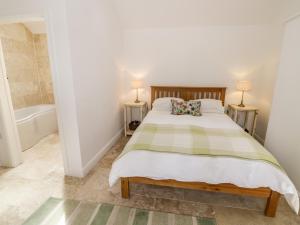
left=254, top=133, right=265, bottom=145
left=82, top=128, right=123, bottom=177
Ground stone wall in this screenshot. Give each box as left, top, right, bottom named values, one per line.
left=0, top=23, right=54, bottom=109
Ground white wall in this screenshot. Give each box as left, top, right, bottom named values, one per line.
left=65, top=0, right=123, bottom=169
left=120, top=25, right=282, bottom=140
left=265, top=15, right=300, bottom=191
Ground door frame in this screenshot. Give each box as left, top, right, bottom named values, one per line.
left=0, top=40, right=23, bottom=167
left=0, top=19, right=68, bottom=169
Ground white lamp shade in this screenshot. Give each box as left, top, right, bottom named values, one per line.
left=131, top=80, right=143, bottom=89
left=236, top=80, right=252, bottom=91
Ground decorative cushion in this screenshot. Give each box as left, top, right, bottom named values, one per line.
left=171, top=99, right=202, bottom=116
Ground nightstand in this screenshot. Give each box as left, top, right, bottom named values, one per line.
left=227, top=104, right=258, bottom=136
left=124, top=102, right=148, bottom=136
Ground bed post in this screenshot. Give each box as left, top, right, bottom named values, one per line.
left=121, top=177, right=130, bottom=199
left=265, top=191, right=281, bottom=217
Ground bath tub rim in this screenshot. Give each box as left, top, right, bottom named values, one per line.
left=15, top=104, right=56, bottom=124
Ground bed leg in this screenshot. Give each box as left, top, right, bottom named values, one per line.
left=121, top=177, right=130, bottom=199
left=265, top=191, right=280, bottom=217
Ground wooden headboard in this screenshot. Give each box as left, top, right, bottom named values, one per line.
left=151, top=86, right=226, bottom=107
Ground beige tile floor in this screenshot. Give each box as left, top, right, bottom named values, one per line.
left=0, top=133, right=299, bottom=225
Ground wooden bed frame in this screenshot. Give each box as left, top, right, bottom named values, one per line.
left=121, top=86, right=280, bottom=217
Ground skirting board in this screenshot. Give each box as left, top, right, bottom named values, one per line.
left=82, top=128, right=123, bottom=176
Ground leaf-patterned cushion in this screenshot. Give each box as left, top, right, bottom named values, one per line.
left=171, top=99, right=202, bottom=116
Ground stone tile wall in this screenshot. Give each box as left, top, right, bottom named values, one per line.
left=33, top=34, right=55, bottom=105
left=0, top=23, right=54, bottom=109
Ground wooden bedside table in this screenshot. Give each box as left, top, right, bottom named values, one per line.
left=227, top=104, right=258, bottom=136
left=124, top=102, right=148, bottom=136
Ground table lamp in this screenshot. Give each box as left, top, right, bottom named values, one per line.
left=131, top=80, right=143, bottom=103
left=236, top=80, right=252, bottom=107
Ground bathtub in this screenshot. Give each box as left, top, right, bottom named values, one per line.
left=15, top=104, right=58, bottom=151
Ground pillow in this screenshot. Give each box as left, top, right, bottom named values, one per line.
left=171, top=99, right=202, bottom=116
left=152, top=97, right=183, bottom=111
left=193, top=99, right=224, bottom=113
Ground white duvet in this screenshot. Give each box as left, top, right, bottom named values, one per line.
left=109, top=110, right=299, bottom=213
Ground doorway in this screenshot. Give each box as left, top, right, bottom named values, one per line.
left=0, top=19, right=61, bottom=169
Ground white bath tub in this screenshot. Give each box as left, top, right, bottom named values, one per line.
left=15, top=104, right=58, bottom=151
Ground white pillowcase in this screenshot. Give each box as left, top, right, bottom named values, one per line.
left=152, top=97, right=183, bottom=111
left=152, top=98, right=224, bottom=113
left=193, top=99, right=224, bottom=113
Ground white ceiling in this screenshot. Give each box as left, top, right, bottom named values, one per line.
left=113, top=0, right=294, bottom=29
left=23, top=21, right=46, bottom=34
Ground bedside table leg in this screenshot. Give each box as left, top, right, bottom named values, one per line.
left=252, top=111, right=258, bottom=136
left=234, top=109, right=238, bottom=122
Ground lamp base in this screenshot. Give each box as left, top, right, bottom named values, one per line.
left=134, top=89, right=140, bottom=103
left=238, top=91, right=245, bottom=107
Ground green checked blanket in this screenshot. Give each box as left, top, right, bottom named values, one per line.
left=121, top=123, right=282, bottom=170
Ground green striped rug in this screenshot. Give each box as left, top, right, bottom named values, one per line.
left=22, top=198, right=216, bottom=225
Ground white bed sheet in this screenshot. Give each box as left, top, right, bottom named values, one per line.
left=109, top=110, right=299, bottom=213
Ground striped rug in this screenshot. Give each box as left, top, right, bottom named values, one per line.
left=22, top=198, right=216, bottom=225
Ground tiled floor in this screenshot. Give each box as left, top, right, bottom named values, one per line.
left=0, top=133, right=299, bottom=225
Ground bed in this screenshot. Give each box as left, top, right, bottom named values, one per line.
left=109, top=86, right=299, bottom=217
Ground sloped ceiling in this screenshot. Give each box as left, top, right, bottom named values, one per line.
left=113, top=0, right=292, bottom=29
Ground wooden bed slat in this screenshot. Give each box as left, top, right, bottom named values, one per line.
left=150, top=86, right=226, bottom=108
